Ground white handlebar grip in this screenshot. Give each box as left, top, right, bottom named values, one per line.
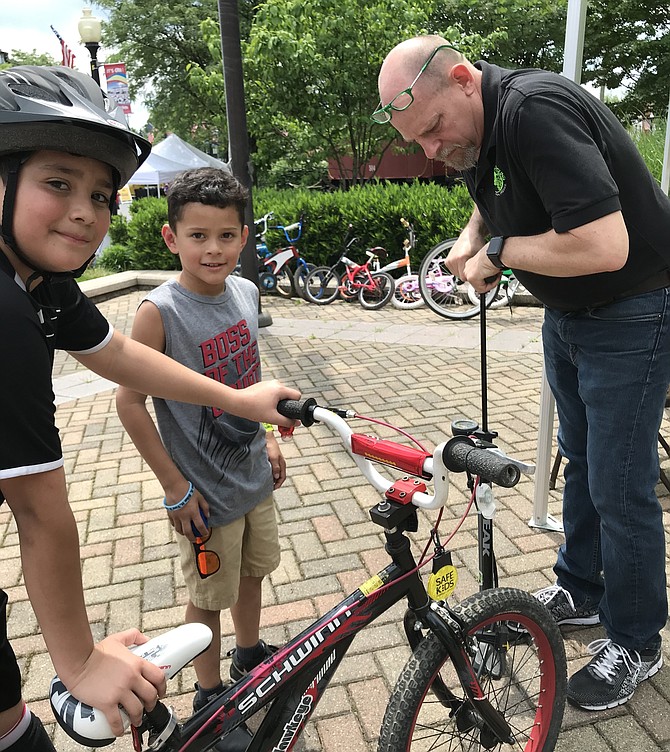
left=50, top=623, right=213, bottom=746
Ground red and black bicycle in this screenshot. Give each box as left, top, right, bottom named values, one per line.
left=51, top=395, right=566, bottom=752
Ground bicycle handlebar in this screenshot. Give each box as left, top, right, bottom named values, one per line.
left=277, top=399, right=527, bottom=510
left=442, top=437, right=521, bottom=487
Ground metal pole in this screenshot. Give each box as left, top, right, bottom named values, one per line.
left=661, top=89, right=670, bottom=196
left=85, top=42, right=100, bottom=85
left=531, top=0, right=587, bottom=531
left=218, top=0, right=271, bottom=327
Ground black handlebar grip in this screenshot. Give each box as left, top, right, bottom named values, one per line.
left=277, top=397, right=318, bottom=427
left=443, top=437, right=521, bottom=488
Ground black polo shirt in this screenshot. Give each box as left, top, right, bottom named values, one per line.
left=463, top=62, right=670, bottom=310
left=0, top=252, right=112, bottom=500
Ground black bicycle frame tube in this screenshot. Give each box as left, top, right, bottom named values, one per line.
left=172, top=543, right=428, bottom=751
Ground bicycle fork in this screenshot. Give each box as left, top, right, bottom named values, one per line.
left=423, top=602, right=515, bottom=746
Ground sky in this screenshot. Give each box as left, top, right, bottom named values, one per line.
left=1, top=1, right=149, bottom=130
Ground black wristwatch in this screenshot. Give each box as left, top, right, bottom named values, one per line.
left=486, top=236, right=508, bottom=270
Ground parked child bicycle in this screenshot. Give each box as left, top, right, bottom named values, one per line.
left=116, top=167, right=286, bottom=733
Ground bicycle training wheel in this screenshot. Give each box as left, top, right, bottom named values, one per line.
left=378, top=587, right=566, bottom=752
left=303, top=266, right=340, bottom=304
left=275, top=266, right=296, bottom=298
left=392, top=273, right=424, bottom=310
left=358, top=271, right=395, bottom=310
left=293, top=262, right=316, bottom=300
left=418, top=239, right=498, bottom=320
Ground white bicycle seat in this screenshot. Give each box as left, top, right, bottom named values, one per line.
left=50, top=623, right=212, bottom=746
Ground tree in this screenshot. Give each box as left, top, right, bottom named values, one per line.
left=0, top=49, right=58, bottom=70
left=582, top=0, right=670, bottom=121
left=242, top=0, right=438, bottom=186
left=95, top=0, right=226, bottom=148
left=430, top=0, right=567, bottom=71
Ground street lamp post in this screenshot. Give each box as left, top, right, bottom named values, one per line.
left=78, top=8, right=102, bottom=85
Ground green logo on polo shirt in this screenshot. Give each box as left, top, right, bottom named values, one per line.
left=493, top=166, right=506, bottom=196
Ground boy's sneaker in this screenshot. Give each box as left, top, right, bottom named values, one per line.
left=534, top=584, right=600, bottom=626
left=568, top=638, right=663, bottom=710
left=229, top=640, right=277, bottom=682
left=193, top=681, right=227, bottom=713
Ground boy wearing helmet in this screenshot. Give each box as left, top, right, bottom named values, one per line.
left=0, top=66, right=298, bottom=751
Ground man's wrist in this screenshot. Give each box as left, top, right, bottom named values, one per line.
left=486, top=236, right=509, bottom=270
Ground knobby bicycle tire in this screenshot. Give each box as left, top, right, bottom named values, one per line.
left=303, top=266, right=340, bottom=304
left=378, top=587, right=566, bottom=752
left=358, top=271, right=395, bottom=310
left=418, top=239, right=498, bottom=320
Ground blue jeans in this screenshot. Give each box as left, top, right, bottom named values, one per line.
left=543, top=288, right=670, bottom=652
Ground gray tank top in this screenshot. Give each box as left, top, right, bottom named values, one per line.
left=145, top=276, right=272, bottom=526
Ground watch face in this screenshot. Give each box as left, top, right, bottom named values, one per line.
left=487, top=237, right=506, bottom=268
left=451, top=418, right=479, bottom=436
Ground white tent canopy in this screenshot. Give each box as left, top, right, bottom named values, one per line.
left=152, top=133, right=229, bottom=171
left=128, top=152, right=190, bottom=187
left=127, top=134, right=230, bottom=188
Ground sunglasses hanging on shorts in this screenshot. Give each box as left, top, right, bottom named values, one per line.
left=191, top=513, right=220, bottom=579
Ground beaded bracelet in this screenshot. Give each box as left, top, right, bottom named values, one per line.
left=163, top=481, right=195, bottom=511
left=262, top=422, right=274, bottom=432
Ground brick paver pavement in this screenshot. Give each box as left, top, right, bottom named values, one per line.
left=3, top=281, right=670, bottom=751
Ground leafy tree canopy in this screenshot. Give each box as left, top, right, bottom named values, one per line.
left=0, top=49, right=58, bottom=69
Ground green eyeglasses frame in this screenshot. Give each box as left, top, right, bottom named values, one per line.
left=371, top=44, right=459, bottom=124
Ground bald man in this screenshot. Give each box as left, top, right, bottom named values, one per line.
left=376, top=35, right=670, bottom=712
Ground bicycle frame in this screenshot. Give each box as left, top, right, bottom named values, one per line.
left=340, top=253, right=381, bottom=292
left=151, top=519, right=512, bottom=752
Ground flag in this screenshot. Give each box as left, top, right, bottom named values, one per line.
left=50, top=26, right=76, bottom=68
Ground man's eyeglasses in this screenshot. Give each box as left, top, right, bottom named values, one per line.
left=191, top=520, right=220, bottom=580
left=371, top=44, right=459, bottom=124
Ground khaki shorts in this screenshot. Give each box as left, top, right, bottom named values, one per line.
left=177, top=495, right=280, bottom=611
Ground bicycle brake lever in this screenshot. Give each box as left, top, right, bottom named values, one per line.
left=489, top=448, right=535, bottom=475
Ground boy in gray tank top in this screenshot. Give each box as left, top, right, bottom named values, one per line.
left=116, top=168, right=285, bottom=720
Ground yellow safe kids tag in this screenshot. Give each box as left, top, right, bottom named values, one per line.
left=427, top=549, right=458, bottom=601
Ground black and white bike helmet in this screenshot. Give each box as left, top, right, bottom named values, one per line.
left=0, top=65, right=151, bottom=276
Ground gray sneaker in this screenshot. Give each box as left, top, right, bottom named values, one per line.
left=568, top=638, right=663, bottom=710
left=535, top=584, right=600, bottom=626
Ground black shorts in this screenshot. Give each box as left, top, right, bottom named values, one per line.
left=0, top=588, right=22, bottom=711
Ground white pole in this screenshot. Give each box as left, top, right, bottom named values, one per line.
left=531, top=0, right=587, bottom=531
left=661, top=89, right=670, bottom=196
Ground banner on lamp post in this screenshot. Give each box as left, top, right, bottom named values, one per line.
left=103, top=63, right=131, bottom=114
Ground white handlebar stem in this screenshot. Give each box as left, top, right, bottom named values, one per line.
left=311, top=407, right=449, bottom=510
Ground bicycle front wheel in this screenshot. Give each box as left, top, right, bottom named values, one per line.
left=275, top=266, right=296, bottom=298
left=392, top=273, right=424, bottom=310
left=358, top=271, right=395, bottom=310
left=293, top=262, right=316, bottom=299
left=303, top=266, right=340, bottom=304
left=419, top=239, right=497, bottom=320
left=378, top=588, right=566, bottom=752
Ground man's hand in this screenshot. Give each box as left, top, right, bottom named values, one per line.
left=266, top=432, right=287, bottom=489
left=444, top=233, right=484, bottom=280
left=63, top=630, right=167, bottom=737
left=462, top=244, right=503, bottom=293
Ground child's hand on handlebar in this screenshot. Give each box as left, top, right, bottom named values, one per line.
left=236, top=380, right=301, bottom=427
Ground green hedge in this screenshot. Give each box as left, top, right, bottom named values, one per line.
left=254, top=182, right=473, bottom=267
left=97, top=182, right=474, bottom=271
